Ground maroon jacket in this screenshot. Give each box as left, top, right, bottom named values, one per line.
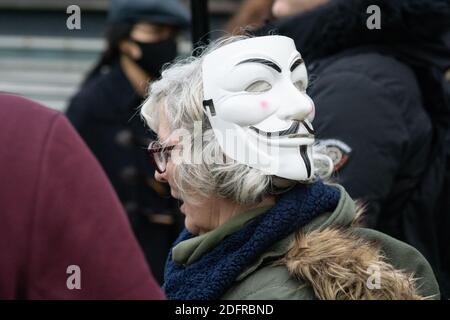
left=0, top=94, right=165, bottom=299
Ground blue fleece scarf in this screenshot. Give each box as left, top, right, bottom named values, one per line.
left=163, top=181, right=340, bottom=300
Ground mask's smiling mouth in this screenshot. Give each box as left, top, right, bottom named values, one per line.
left=249, top=120, right=315, bottom=138
left=250, top=121, right=299, bottom=137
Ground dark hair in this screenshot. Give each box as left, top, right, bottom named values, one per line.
left=82, top=22, right=134, bottom=86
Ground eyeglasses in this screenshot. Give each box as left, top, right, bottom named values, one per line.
left=147, top=140, right=176, bottom=174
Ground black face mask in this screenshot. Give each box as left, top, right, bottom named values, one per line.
left=131, top=39, right=177, bottom=78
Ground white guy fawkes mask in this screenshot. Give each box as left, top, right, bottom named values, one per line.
left=202, top=35, right=317, bottom=181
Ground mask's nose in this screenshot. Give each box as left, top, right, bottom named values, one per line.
left=276, top=86, right=315, bottom=122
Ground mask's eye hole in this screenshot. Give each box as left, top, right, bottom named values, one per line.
left=294, top=80, right=307, bottom=92
left=245, top=80, right=272, bottom=93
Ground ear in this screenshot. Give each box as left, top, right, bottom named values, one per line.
left=119, top=39, right=142, bottom=60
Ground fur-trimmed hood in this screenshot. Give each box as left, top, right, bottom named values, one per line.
left=271, top=0, right=450, bottom=61
left=283, top=220, right=425, bottom=300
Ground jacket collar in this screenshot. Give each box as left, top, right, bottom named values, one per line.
left=236, top=184, right=355, bottom=281
left=172, top=205, right=273, bottom=266
left=171, top=184, right=355, bottom=281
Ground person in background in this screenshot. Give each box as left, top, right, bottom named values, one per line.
left=225, top=0, right=274, bottom=35
left=0, top=93, right=164, bottom=299
left=262, top=0, right=450, bottom=297
left=66, top=0, right=190, bottom=284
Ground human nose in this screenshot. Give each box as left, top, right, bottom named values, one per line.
left=276, top=87, right=315, bottom=122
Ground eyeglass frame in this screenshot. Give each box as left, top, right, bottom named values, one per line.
left=147, top=141, right=177, bottom=174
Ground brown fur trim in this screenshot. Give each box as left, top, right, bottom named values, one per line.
left=282, top=227, right=425, bottom=300
left=351, top=200, right=367, bottom=227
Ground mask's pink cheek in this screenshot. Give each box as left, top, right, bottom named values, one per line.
left=260, top=100, right=269, bottom=109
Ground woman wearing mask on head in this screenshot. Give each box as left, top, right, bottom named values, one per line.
left=66, top=0, right=190, bottom=284
left=141, top=35, right=440, bottom=300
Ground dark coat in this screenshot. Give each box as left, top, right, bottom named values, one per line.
left=66, top=63, right=182, bottom=284
left=0, top=93, right=164, bottom=299
left=266, top=0, right=450, bottom=297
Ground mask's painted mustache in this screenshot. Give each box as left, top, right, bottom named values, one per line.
left=301, top=121, right=315, bottom=135
left=250, top=121, right=299, bottom=137
left=250, top=120, right=315, bottom=138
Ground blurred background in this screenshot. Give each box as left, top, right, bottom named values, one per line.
left=0, top=0, right=241, bottom=111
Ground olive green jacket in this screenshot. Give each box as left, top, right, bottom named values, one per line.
left=172, top=185, right=440, bottom=300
